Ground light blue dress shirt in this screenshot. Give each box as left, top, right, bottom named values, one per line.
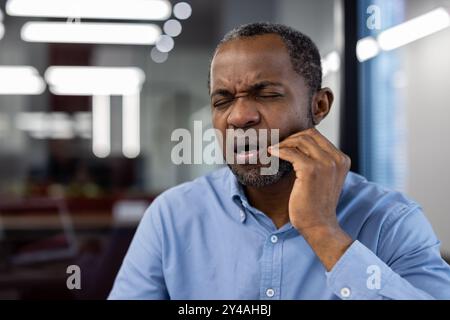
left=109, top=167, right=450, bottom=300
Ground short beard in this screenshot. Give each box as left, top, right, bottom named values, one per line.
left=228, top=160, right=293, bottom=188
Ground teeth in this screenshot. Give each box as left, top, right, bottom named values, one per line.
left=238, top=148, right=257, bottom=155
left=237, top=148, right=256, bottom=154
left=234, top=143, right=259, bottom=153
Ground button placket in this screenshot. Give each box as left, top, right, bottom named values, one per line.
left=270, top=235, right=278, bottom=244
left=340, top=287, right=351, bottom=299
left=265, top=288, right=275, bottom=298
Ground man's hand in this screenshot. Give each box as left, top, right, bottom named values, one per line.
left=268, top=128, right=353, bottom=271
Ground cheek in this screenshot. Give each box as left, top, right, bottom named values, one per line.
left=212, top=111, right=226, bottom=131
left=211, top=113, right=227, bottom=147
left=263, top=109, right=307, bottom=140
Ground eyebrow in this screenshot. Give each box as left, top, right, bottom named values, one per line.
left=248, top=81, right=284, bottom=91
left=210, top=88, right=233, bottom=99
left=210, top=81, right=284, bottom=98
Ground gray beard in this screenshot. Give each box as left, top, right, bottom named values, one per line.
left=228, top=159, right=293, bottom=188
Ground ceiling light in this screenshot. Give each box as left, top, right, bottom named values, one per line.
left=155, top=35, right=174, bottom=52
left=92, top=95, right=110, bottom=158
left=150, top=47, right=168, bottom=63
left=163, top=19, right=182, bottom=37
left=378, top=7, right=450, bottom=51
left=22, top=21, right=161, bottom=45
left=7, top=0, right=171, bottom=21
left=122, top=93, right=140, bottom=159
left=0, top=66, right=45, bottom=95
left=322, top=51, right=341, bottom=77
left=173, top=2, right=192, bottom=20
left=356, top=37, right=380, bottom=62
left=45, top=66, right=145, bottom=96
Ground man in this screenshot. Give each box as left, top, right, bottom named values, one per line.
left=109, top=23, right=450, bottom=299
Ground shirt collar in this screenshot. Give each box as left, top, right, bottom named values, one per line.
left=225, top=167, right=353, bottom=226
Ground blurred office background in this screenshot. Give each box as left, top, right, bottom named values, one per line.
left=0, top=0, right=449, bottom=299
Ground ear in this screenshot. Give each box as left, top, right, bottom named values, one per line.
left=311, top=87, right=334, bottom=125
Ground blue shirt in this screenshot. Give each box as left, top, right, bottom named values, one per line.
left=109, top=167, right=450, bottom=300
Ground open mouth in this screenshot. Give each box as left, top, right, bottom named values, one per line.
left=234, top=142, right=260, bottom=164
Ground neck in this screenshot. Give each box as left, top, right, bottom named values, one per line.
left=244, top=171, right=296, bottom=229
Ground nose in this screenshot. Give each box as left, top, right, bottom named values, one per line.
left=227, top=96, right=260, bottom=129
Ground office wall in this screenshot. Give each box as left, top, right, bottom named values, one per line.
left=275, top=0, right=343, bottom=147
left=92, top=44, right=214, bottom=191
left=403, top=1, right=450, bottom=255
left=0, top=16, right=49, bottom=193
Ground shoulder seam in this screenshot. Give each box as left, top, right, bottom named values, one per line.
left=377, top=202, right=422, bottom=255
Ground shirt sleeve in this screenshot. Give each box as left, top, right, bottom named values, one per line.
left=108, top=199, right=169, bottom=300
left=326, top=205, right=450, bottom=300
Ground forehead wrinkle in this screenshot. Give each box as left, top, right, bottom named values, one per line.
left=210, top=36, right=298, bottom=93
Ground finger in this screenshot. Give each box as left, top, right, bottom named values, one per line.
left=279, top=128, right=345, bottom=163
left=280, top=128, right=337, bottom=153
left=268, top=146, right=312, bottom=167
left=299, top=128, right=340, bottom=155
left=274, top=135, right=328, bottom=160
left=303, top=129, right=351, bottom=166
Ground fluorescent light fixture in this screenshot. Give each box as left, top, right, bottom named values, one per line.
left=16, top=112, right=77, bottom=139
left=45, top=66, right=144, bottom=158
left=48, top=112, right=75, bottom=139
left=92, top=95, right=111, bottom=158
left=45, top=66, right=145, bottom=96
left=378, top=7, right=450, bottom=51
left=322, top=51, right=340, bottom=77
left=16, top=112, right=47, bottom=139
left=7, top=0, right=171, bottom=21
left=356, top=37, right=380, bottom=62
left=0, top=66, right=46, bottom=95
left=73, top=112, right=92, bottom=139
left=122, top=93, right=140, bottom=158
left=22, top=21, right=161, bottom=45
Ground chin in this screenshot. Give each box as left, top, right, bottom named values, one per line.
left=228, top=160, right=293, bottom=188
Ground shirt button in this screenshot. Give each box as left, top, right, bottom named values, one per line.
left=340, top=287, right=351, bottom=299
left=270, top=235, right=278, bottom=244
left=265, top=288, right=275, bottom=298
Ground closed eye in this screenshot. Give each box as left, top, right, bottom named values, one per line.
left=257, top=93, right=283, bottom=99
left=213, top=98, right=234, bottom=108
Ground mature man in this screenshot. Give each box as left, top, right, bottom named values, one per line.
left=109, top=23, right=450, bottom=299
